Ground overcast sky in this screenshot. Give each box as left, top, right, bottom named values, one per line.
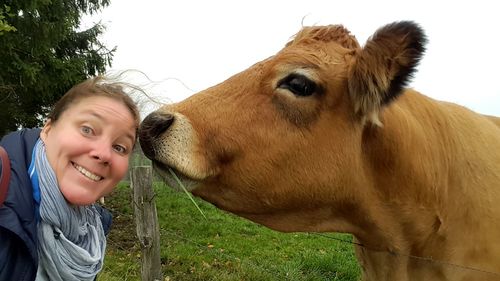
left=84, top=0, right=499, bottom=117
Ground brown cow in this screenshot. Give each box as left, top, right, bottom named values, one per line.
left=139, top=21, right=500, bottom=280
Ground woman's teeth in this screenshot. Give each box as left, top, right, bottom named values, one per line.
left=73, top=163, right=103, bottom=181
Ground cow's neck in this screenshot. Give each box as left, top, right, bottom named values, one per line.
left=354, top=98, right=449, bottom=253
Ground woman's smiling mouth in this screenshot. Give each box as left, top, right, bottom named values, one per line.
left=72, top=162, right=103, bottom=181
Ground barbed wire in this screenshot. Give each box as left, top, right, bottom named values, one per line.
left=103, top=207, right=352, bottom=280
left=310, top=232, right=500, bottom=278
left=106, top=209, right=500, bottom=280
left=102, top=186, right=500, bottom=280
left=158, top=227, right=295, bottom=280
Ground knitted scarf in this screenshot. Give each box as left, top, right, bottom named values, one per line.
left=34, top=139, right=106, bottom=281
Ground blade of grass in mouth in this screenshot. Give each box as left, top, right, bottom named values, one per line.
left=168, top=167, right=207, bottom=220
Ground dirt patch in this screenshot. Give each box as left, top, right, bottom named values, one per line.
left=103, top=185, right=140, bottom=252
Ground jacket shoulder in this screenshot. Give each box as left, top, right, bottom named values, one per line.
left=94, top=204, right=113, bottom=235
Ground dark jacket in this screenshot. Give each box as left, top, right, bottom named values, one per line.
left=0, top=129, right=112, bottom=281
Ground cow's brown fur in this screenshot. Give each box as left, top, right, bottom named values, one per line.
left=139, top=22, right=500, bottom=280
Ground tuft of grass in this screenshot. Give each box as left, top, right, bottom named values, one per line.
left=100, top=182, right=361, bottom=281
left=168, top=167, right=207, bottom=220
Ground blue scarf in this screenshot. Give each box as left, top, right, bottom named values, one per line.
left=33, top=139, right=106, bottom=281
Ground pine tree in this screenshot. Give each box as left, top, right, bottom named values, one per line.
left=0, top=0, right=114, bottom=136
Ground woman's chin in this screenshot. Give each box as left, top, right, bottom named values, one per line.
left=60, top=187, right=101, bottom=206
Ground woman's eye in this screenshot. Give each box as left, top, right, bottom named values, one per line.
left=278, top=74, right=317, bottom=97
left=113, top=145, right=127, bottom=154
left=81, top=126, right=93, bottom=135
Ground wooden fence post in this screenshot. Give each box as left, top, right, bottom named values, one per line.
left=131, top=166, right=163, bottom=281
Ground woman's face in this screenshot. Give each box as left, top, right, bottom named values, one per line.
left=40, top=96, right=137, bottom=205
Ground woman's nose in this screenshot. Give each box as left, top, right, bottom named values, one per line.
left=90, top=143, right=112, bottom=165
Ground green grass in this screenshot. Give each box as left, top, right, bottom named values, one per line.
left=99, top=182, right=361, bottom=281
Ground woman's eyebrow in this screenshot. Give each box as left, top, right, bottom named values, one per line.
left=83, top=111, right=137, bottom=142
left=122, top=132, right=136, bottom=145
left=80, top=111, right=104, bottom=121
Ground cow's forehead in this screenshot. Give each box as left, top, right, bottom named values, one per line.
left=271, top=45, right=353, bottom=76
left=223, top=25, right=359, bottom=90
left=267, top=26, right=359, bottom=81
left=287, top=25, right=360, bottom=50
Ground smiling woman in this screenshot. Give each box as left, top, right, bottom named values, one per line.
left=0, top=76, right=141, bottom=281
left=41, top=95, right=137, bottom=205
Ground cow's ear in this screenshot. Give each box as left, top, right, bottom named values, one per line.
left=348, top=21, right=427, bottom=125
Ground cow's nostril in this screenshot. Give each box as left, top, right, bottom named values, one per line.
left=139, top=112, right=175, bottom=159
left=141, top=112, right=174, bottom=138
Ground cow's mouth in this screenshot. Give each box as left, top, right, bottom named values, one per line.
left=152, top=160, right=199, bottom=191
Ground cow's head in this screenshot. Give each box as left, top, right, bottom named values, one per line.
left=139, top=21, right=426, bottom=233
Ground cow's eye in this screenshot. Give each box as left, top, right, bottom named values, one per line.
left=278, top=74, right=317, bottom=97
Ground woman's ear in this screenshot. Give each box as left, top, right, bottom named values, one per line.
left=40, top=119, right=53, bottom=142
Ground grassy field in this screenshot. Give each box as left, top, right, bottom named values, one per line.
left=99, top=182, right=361, bottom=281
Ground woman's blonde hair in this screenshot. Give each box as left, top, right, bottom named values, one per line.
left=47, top=76, right=141, bottom=132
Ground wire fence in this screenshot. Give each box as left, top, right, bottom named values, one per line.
left=102, top=205, right=356, bottom=281
left=102, top=201, right=500, bottom=280
left=100, top=151, right=500, bottom=280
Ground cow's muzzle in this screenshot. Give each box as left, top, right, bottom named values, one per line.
left=139, top=111, right=175, bottom=159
